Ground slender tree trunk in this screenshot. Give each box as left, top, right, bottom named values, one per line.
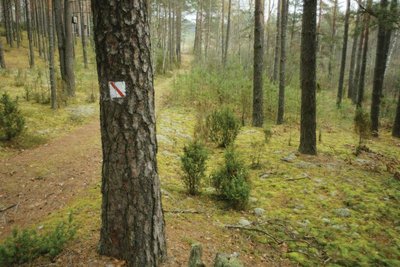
left=91, top=0, right=167, bottom=265
left=348, top=13, right=360, bottom=99
left=328, top=0, right=338, bottom=79
left=64, top=0, right=75, bottom=96
left=336, top=0, right=350, bottom=107
left=47, top=0, right=56, bottom=110
left=205, top=0, right=211, bottom=58
left=223, top=0, right=231, bottom=66
left=393, top=90, right=400, bottom=137
left=352, top=14, right=365, bottom=104
left=272, top=0, right=281, bottom=82
left=4, top=0, right=14, bottom=47
left=299, top=0, right=317, bottom=155
left=54, top=0, right=66, bottom=80
left=221, top=0, right=225, bottom=62
left=370, top=0, right=397, bottom=135
left=0, top=40, right=6, bottom=68
left=15, top=0, right=21, bottom=48
left=356, top=0, right=371, bottom=108
left=289, top=0, right=298, bottom=51
left=277, top=0, right=288, bottom=124
left=79, top=0, right=88, bottom=68
left=25, top=0, right=34, bottom=68
left=175, top=0, right=182, bottom=65
left=34, top=0, right=43, bottom=57
left=253, top=0, right=264, bottom=127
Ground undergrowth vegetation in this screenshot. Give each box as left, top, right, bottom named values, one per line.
left=0, top=214, right=76, bottom=266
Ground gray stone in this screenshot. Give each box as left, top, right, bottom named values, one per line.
left=238, top=218, right=251, bottom=227
left=254, top=208, right=265, bottom=216
left=322, top=218, right=331, bottom=224
left=281, top=153, right=297, bottom=163
left=335, top=208, right=351, bottom=217
left=214, top=253, right=243, bottom=267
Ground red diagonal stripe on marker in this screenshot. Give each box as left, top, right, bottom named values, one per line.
left=110, top=82, right=125, bottom=97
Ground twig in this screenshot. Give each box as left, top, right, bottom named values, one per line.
left=164, top=209, right=203, bottom=214
left=0, top=204, right=17, bottom=213
left=284, top=177, right=310, bottom=182
left=225, top=225, right=282, bottom=244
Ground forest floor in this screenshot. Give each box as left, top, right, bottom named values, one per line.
left=1, top=45, right=400, bottom=266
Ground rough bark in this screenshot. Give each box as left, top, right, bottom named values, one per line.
left=336, top=0, right=350, bottom=107
left=252, top=0, right=264, bottom=127
left=299, top=0, right=317, bottom=155
left=25, top=0, right=35, bottom=68
left=328, top=0, right=338, bottom=79
left=54, top=0, right=66, bottom=80
left=272, top=0, right=281, bottom=82
left=352, top=14, right=365, bottom=104
left=277, top=0, right=287, bottom=124
left=47, top=0, right=56, bottom=110
left=15, top=0, right=21, bottom=48
left=91, top=0, right=167, bottom=266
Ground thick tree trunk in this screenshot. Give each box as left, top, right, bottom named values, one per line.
left=25, top=0, right=35, bottom=68
left=47, top=0, right=56, bottom=110
left=393, top=91, right=400, bottom=137
left=336, top=0, right=350, bottom=107
left=223, top=0, right=231, bottom=66
left=277, top=0, right=287, bottom=124
left=91, top=0, right=167, bottom=266
left=252, top=0, right=264, bottom=127
left=64, top=0, right=75, bottom=96
left=299, top=0, right=317, bottom=155
left=0, top=40, right=6, bottom=68
left=356, top=1, right=371, bottom=108
left=272, top=0, right=281, bottom=82
left=348, top=13, right=360, bottom=100
left=79, top=0, right=88, bottom=68
left=370, top=0, right=396, bottom=135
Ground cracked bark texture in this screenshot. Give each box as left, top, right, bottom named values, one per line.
left=91, top=0, right=167, bottom=266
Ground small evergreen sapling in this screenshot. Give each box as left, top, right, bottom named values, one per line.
left=0, top=93, right=25, bottom=140
left=180, top=141, right=209, bottom=195
left=206, top=107, right=241, bottom=147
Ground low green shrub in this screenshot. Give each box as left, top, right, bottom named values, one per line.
left=354, top=107, right=370, bottom=146
left=0, top=214, right=76, bottom=266
left=211, top=148, right=250, bottom=209
left=0, top=93, right=25, bottom=140
left=206, top=107, right=241, bottom=147
left=180, top=141, right=209, bottom=195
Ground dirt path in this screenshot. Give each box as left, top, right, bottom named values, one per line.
left=0, top=58, right=190, bottom=240
left=0, top=120, right=102, bottom=239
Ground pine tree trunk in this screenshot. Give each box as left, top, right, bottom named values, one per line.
left=175, top=0, right=182, bottom=65
left=0, top=40, right=6, bottom=68
left=15, top=0, right=21, bottom=48
left=220, top=0, right=225, bottom=62
left=277, top=0, right=287, bottom=124
left=328, top=0, right=338, bottom=79
left=352, top=15, right=365, bottom=104
left=370, top=0, right=396, bottom=135
left=79, top=0, right=88, bottom=68
left=25, top=0, right=34, bottom=68
left=347, top=13, right=360, bottom=100
left=393, top=90, right=400, bottom=137
left=336, top=0, right=350, bottom=107
left=272, top=0, right=281, bottom=82
left=223, top=0, right=231, bottom=66
left=64, top=0, right=75, bottom=96
left=91, top=1, right=167, bottom=265
left=47, top=0, right=56, bottom=110
left=54, top=0, right=66, bottom=81
left=299, top=0, right=317, bottom=155
left=356, top=0, right=371, bottom=108
left=252, top=0, right=264, bottom=127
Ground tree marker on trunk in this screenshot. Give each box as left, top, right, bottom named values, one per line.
left=108, top=81, right=126, bottom=98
